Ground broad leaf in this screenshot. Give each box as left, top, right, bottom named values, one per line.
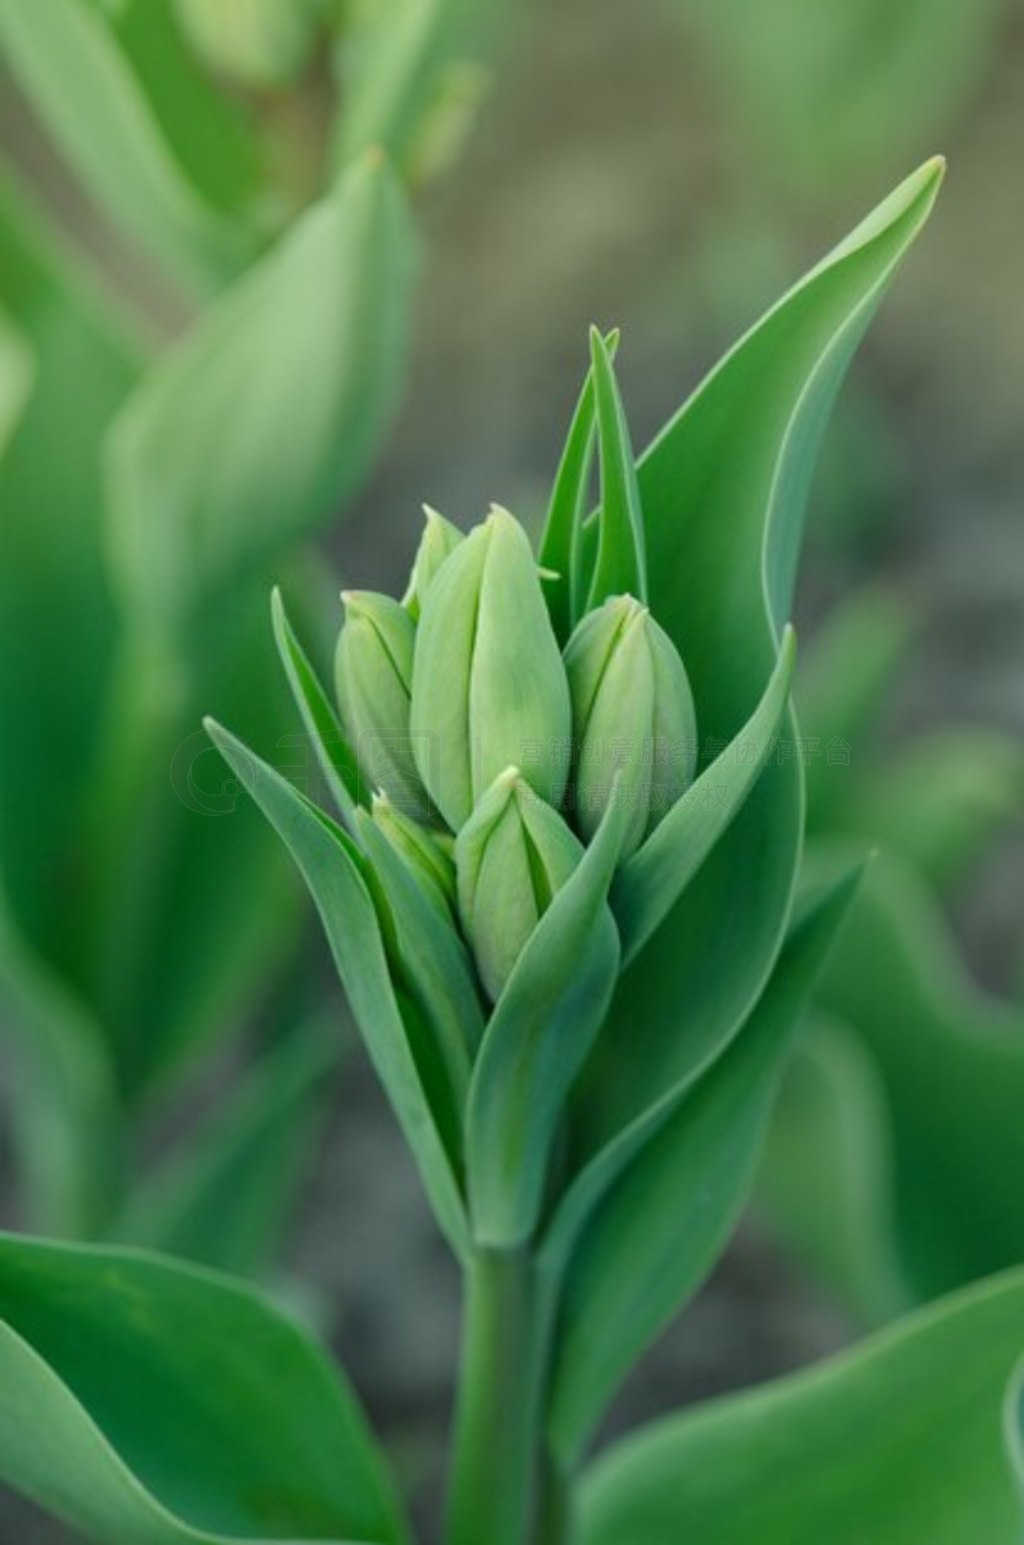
left=577, top=160, right=944, bottom=1167
left=815, top=848, right=1024, bottom=1300
left=109, top=1019, right=339, bottom=1276
left=106, top=151, right=417, bottom=640
left=581, top=1268, right=1024, bottom=1545
left=0, top=0, right=241, bottom=300
left=465, top=786, right=631, bottom=1250
left=546, top=860, right=862, bottom=1465
left=0, top=1234, right=408, bottom=1544
left=206, top=721, right=468, bottom=1261
left=756, top=1010, right=912, bottom=1324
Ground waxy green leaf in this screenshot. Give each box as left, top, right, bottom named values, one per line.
left=205, top=720, right=468, bottom=1261
left=547, top=859, right=863, bottom=1464
left=107, top=152, right=417, bottom=639
left=577, top=159, right=944, bottom=1163
left=0, top=1234, right=408, bottom=1544
left=586, top=326, right=647, bottom=609
left=581, top=1268, right=1024, bottom=1545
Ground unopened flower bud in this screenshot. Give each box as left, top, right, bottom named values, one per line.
left=174, top=0, right=322, bottom=90
left=372, top=792, right=456, bottom=916
left=335, top=590, right=434, bottom=820
left=402, top=506, right=464, bottom=621
left=455, top=768, right=583, bottom=1001
left=565, top=594, right=697, bottom=856
left=411, top=507, right=571, bottom=830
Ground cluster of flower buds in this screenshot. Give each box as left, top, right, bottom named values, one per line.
left=333, top=393, right=700, bottom=1003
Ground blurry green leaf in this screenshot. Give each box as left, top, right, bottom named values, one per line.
left=613, top=627, right=796, bottom=963
left=110, top=0, right=263, bottom=216
left=109, top=1018, right=339, bottom=1276
left=0, top=892, right=121, bottom=1238
left=334, top=0, right=489, bottom=178
left=0, top=1234, right=408, bottom=1543
left=173, top=0, right=324, bottom=92
left=546, top=861, right=862, bottom=1465
left=0, top=306, right=34, bottom=454
left=799, top=585, right=916, bottom=829
left=206, top=719, right=469, bottom=1261
left=576, top=160, right=943, bottom=1163
left=0, top=0, right=243, bottom=299
left=756, top=1010, right=912, bottom=1324
left=816, top=848, right=1024, bottom=1300
left=687, top=0, right=1002, bottom=200
left=585, top=326, right=647, bottom=610
left=0, top=159, right=140, bottom=960
left=581, top=1269, right=1024, bottom=1545
left=107, top=151, right=417, bottom=639
left=844, top=728, right=1024, bottom=892
left=465, top=785, right=631, bottom=1250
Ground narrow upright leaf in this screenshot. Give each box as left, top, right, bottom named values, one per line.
left=585, top=326, right=647, bottom=610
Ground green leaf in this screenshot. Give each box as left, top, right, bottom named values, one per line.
left=798, top=584, right=916, bottom=830
left=755, top=1010, right=913, bottom=1324
left=546, top=860, right=862, bottom=1465
left=465, top=783, right=631, bottom=1250
left=271, top=587, right=369, bottom=831
left=585, top=326, right=647, bottom=610
left=575, top=159, right=943, bottom=1163
left=109, top=0, right=263, bottom=218
left=206, top=719, right=469, bottom=1261
left=106, top=151, right=417, bottom=639
left=108, top=1019, right=339, bottom=1277
left=0, top=1234, right=408, bottom=1544
left=843, top=728, right=1024, bottom=893
left=814, top=847, right=1024, bottom=1301
left=581, top=1268, right=1024, bottom=1545
left=0, top=305, right=34, bottom=455
left=612, top=626, right=796, bottom=963
left=0, top=0, right=242, bottom=300
left=0, top=892, right=121, bottom=1238
left=333, top=0, right=489, bottom=178
left=538, top=331, right=618, bottom=642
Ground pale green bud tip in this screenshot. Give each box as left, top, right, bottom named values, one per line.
left=372, top=791, right=456, bottom=914
left=456, top=768, right=583, bottom=1002
left=402, top=505, right=464, bottom=621
left=335, top=589, right=436, bottom=822
left=174, top=0, right=322, bottom=90
left=411, top=507, right=572, bottom=831
left=566, top=593, right=698, bottom=857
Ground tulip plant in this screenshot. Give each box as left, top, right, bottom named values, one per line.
left=0, top=0, right=490, bottom=1262
left=2, top=159, right=1023, bottom=1545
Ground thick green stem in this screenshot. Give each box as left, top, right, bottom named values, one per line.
left=445, top=1248, right=558, bottom=1545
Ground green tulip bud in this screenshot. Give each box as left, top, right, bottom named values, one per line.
left=174, top=0, right=323, bottom=91
left=565, top=594, right=697, bottom=856
left=402, top=506, right=464, bottom=622
left=335, top=590, right=435, bottom=820
left=372, top=791, right=456, bottom=916
left=455, top=767, right=583, bottom=1001
left=411, top=507, right=572, bottom=831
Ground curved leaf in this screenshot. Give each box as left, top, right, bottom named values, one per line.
left=205, top=720, right=468, bottom=1261
left=107, top=152, right=417, bottom=639
left=108, top=1019, right=339, bottom=1277
left=577, top=160, right=943, bottom=1165
left=0, top=1234, right=407, bottom=1544
left=546, top=859, right=862, bottom=1465
left=581, top=1269, right=1024, bottom=1545
left=815, top=848, right=1024, bottom=1300
left=0, top=0, right=241, bottom=299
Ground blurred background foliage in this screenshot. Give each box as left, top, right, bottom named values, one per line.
left=0, top=0, right=1022, bottom=1537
